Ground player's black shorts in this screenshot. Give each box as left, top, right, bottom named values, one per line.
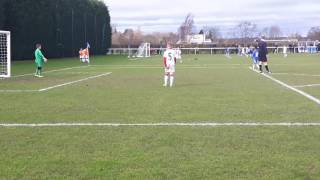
left=259, top=55, right=268, bottom=62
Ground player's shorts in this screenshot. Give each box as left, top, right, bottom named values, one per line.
left=35, top=61, right=43, bottom=68
left=252, top=58, right=259, bottom=64
left=259, top=55, right=268, bottom=62
left=165, top=65, right=175, bottom=74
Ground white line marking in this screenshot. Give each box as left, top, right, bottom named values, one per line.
left=105, top=67, right=244, bottom=69
left=225, top=55, right=232, bottom=59
left=12, top=66, right=89, bottom=78
left=178, top=66, right=242, bottom=69
left=90, top=64, right=246, bottom=67
left=90, top=65, right=245, bottom=69
left=0, top=90, right=38, bottom=93
left=273, top=73, right=320, bottom=77
left=273, top=64, right=320, bottom=66
left=1, top=122, right=320, bottom=127
left=293, top=84, right=320, bottom=88
left=92, top=64, right=320, bottom=67
left=250, top=67, right=320, bottom=105
left=0, top=72, right=112, bottom=93
left=129, top=58, right=144, bottom=61
left=38, top=72, right=112, bottom=92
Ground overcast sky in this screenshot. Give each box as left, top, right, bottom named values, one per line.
left=104, top=0, right=320, bottom=37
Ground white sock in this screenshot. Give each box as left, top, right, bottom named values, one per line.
left=164, top=75, right=168, bottom=86
left=170, top=76, right=174, bottom=87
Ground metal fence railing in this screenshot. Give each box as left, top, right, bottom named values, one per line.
left=107, top=47, right=319, bottom=56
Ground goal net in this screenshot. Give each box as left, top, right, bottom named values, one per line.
left=0, top=31, right=11, bottom=78
left=135, top=43, right=151, bottom=58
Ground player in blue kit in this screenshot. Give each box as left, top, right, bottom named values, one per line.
left=251, top=47, right=259, bottom=70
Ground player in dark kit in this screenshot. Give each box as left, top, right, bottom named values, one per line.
left=257, top=38, right=271, bottom=73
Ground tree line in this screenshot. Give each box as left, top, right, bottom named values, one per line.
left=0, top=0, right=111, bottom=60
left=112, top=27, right=179, bottom=48
left=177, top=13, right=320, bottom=46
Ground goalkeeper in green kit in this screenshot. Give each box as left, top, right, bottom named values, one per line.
left=34, top=43, right=48, bottom=78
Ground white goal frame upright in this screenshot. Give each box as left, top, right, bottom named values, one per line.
left=136, top=43, right=151, bottom=58
left=0, top=31, right=11, bottom=78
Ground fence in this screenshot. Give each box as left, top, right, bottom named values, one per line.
left=107, top=47, right=318, bottom=56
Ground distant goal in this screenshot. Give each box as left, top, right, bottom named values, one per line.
left=127, top=43, right=151, bottom=59
left=136, top=43, right=150, bottom=58
left=0, top=31, right=11, bottom=78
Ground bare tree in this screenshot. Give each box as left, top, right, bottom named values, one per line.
left=111, top=32, right=121, bottom=47
left=178, top=13, right=196, bottom=42
left=123, top=29, right=134, bottom=39
left=308, top=26, right=320, bottom=40
left=118, top=34, right=128, bottom=47
left=167, top=32, right=179, bottom=44
left=269, top=25, right=282, bottom=38
left=143, top=35, right=158, bottom=45
left=235, top=21, right=258, bottom=45
left=132, top=28, right=143, bottom=46
left=203, top=26, right=221, bottom=42
left=111, top=24, right=118, bottom=33
left=260, top=27, right=269, bottom=37
left=289, top=32, right=303, bottom=40
left=123, top=29, right=134, bottom=47
left=260, top=25, right=282, bottom=39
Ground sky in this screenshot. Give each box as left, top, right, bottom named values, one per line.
left=104, top=0, right=320, bottom=37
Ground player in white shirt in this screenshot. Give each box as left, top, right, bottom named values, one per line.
left=283, top=46, right=288, bottom=58
left=245, top=47, right=251, bottom=57
left=175, top=48, right=182, bottom=63
left=225, top=47, right=231, bottom=59
left=163, top=44, right=176, bottom=87
left=241, top=47, right=246, bottom=56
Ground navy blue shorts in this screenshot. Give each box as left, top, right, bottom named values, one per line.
left=259, top=55, right=268, bottom=62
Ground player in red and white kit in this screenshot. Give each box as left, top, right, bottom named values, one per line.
left=163, top=44, right=176, bottom=87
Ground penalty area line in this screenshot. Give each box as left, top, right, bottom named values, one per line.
left=12, top=66, right=89, bottom=78
left=293, top=84, right=320, bottom=88
left=0, top=72, right=112, bottom=93
left=38, top=72, right=112, bottom=92
left=272, top=73, right=320, bottom=77
left=2, top=122, right=320, bottom=127
left=0, top=90, right=38, bottom=93
left=250, top=67, right=320, bottom=106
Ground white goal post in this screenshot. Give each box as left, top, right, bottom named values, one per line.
left=0, top=31, right=11, bottom=78
left=134, top=43, right=151, bottom=58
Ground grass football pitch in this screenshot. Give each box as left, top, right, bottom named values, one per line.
left=1, top=54, right=320, bottom=179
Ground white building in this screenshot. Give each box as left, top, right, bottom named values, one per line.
left=177, top=34, right=212, bottom=45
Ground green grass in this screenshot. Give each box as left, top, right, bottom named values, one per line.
left=0, top=54, right=320, bottom=179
